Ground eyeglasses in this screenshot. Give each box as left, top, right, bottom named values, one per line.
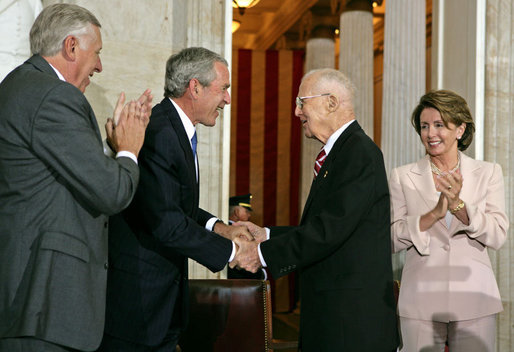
left=295, top=93, right=331, bottom=110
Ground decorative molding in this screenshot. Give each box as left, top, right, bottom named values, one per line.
left=299, top=11, right=313, bottom=42
left=249, top=0, right=317, bottom=50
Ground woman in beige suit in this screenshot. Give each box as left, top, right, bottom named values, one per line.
left=390, top=90, right=509, bottom=352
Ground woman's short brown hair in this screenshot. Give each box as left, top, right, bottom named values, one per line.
left=411, top=90, right=475, bottom=151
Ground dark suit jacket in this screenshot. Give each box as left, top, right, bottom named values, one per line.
left=104, top=98, right=233, bottom=346
left=0, top=55, right=139, bottom=351
left=261, top=121, right=398, bottom=351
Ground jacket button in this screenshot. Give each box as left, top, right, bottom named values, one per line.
left=104, top=262, right=109, bottom=269
left=443, top=245, right=450, bottom=251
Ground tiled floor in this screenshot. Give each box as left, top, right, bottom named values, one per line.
left=272, top=312, right=300, bottom=351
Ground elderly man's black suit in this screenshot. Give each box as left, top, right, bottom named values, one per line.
left=102, top=98, right=232, bottom=348
left=261, top=121, right=398, bottom=351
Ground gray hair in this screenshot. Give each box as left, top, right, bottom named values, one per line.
left=303, top=68, right=356, bottom=102
left=164, top=47, right=228, bottom=98
left=30, top=4, right=101, bottom=57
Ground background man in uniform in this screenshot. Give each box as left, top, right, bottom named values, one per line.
left=228, top=193, right=253, bottom=224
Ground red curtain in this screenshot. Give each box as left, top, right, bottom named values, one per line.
left=230, top=48, right=305, bottom=312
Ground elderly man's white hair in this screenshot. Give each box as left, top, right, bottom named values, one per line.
left=302, top=68, right=356, bottom=105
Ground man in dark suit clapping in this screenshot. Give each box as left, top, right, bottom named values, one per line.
left=232, top=69, right=399, bottom=352
left=0, top=4, right=151, bottom=352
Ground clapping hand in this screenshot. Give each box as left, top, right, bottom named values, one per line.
left=437, top=172, right=463, bottom=209
left=106, top=89, right=153, bottom=157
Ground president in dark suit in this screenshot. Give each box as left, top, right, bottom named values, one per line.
left=233, top=69, right=399, bottom=351
left=98, top=47, right=251, bottom=352
left=0, top=4, right=151, bottom=352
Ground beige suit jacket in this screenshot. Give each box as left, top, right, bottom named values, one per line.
left=390, top=152, right=509, bottom=322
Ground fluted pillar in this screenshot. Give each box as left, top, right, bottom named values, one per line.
left=484, top=1, right=514, bottom=350
left=42, top=0, right=232, bottom=279
left=339, top=0, right=374, bottom=136
left=177, top=0, right=232, bottom=279
left=380, top=0, right=426, bottom=280
left=431, top=0, right=485, bottom=160
left=305, top=39, right=335, bottom=71
left=381, top=0, right=426, bottom=174
left=300, top=29, right=335, bottom=212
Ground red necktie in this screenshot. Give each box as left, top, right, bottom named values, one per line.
left=313, top=148, right=326, bottom=178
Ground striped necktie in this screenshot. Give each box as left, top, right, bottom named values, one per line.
left=313, top=148, right=326, bottom=178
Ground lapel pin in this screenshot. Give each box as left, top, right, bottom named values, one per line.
left=324, top=171, right=328, bottom=178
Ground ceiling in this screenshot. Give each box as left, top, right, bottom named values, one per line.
left=232, top=0, right=386, bottom=51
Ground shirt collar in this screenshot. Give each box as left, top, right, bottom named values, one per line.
left=323, top=119, right=355, bottom=155
left=169, top=98, right=196, bottom=144
left=48, top=63, right=66, bottom=81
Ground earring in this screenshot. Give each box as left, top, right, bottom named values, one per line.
left=457, top=135, right=461, bottom=140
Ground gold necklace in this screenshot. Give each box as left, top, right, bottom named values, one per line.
left=430, top=154, right=460, bottom=177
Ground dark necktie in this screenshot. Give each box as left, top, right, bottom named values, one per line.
left=191, top=131, right=197, bottom=156
left=313, top=148, right=326, bottom=178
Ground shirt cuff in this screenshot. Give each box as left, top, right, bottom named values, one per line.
left=261, top=268, right=268, bottom=280
left=265, top=227, right=270, bottom=240
left=206, top=217, right=219, bottom=231
left=257, top=243, right=267, bottom=267
left=228, top=241, right=236, bottom=262
left=103, top=139, right=115, bottom=157
left=116, top=151, right=138, bottom=165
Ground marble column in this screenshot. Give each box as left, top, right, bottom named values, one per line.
left=0, top=0, right=42, bottom=81
left=484, top=1, right=514, bottom=350
left=381, top=0, right=426, bottom=174
left=300, top=28, right=335, bottom=212
left=380, top=0, right=426, bottom=280
left=339, top=0, right=374, bottom=137
left=42, top=0, right=232, bottom=279
left=172, top=0, right=232, bottom=279
left=431, top=0, right=485, bottom=160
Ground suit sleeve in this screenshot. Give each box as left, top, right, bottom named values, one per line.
left=132, top=125, right=232, bottom=273
left=270, top=226, right=294, bottom=238
left=454, top=163, right=509, bottom=249
left=261, top=138, right=387, bottom=278
left=31, top=83, right=139, bottom=215
left=197, top=208, right=216, bottom=227
left=389, top=167, right=431, bottom=255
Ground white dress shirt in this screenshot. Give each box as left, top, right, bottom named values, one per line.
left=169, top=99, right=235, bottom=261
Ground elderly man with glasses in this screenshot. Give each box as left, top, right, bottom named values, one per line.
left=231, top=68, right=399, bottom=352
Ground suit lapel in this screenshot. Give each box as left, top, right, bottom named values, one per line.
left=162, top=99, right=199, bottom=203
left=407, top=156, right=439, bottom=211
left=407, top=156, right=450, bottom=231
left=300, top=121, right=361, bottom=223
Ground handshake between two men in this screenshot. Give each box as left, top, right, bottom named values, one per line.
left=213, top=221, right=267, bottom=274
